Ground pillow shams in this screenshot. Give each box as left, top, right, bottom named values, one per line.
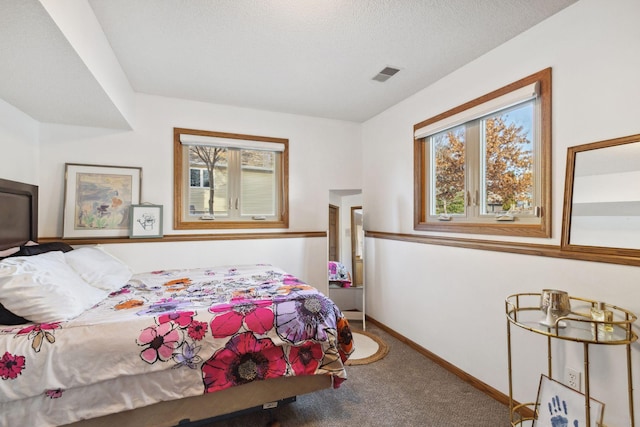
left=64, top=246, right=133, bottom=292
left=0, top=251, right=108, bottom=323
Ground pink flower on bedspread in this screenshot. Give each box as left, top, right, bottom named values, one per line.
left=282, top=274, right=304, bottom=285
left=288, top=342, right=323, bottom=376
left=188, top=320, right=208, bottom=341
left=109, top=287, right=131, bottom=297
left=209, top=298, right=274, bottom=338
left=16, top=322, right=60, bottom=353
left=137, top=323, right=183, bottom=364
left=201, top=332, right=286, bottom=393
left=158, top=311, right=194, bottom=328
left=0, top=352, right=25, bottom=380
left=45, top=388, right=64, bottom=399
left=275, top=294, right=335, bottom=344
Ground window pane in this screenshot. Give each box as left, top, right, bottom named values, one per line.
left=212, top=167, right=229, bottom=216
left=187, top=146, right=228, bottom=216
left=241, top=150, right=276, bottom=215
left=430, top=127, right=466, bottom=215
left=481, top=101, right=534, bottom=214
left=190, top=169, right=200, bottom=187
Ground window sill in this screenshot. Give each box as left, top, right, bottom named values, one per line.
left=414, top=221, right=550, bottom=238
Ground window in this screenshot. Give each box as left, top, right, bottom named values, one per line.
left=190, top=168, right=210, bottom=188
left=174, top=128, right=288, bottom=229
left=414, top=68, right=551, bottom=237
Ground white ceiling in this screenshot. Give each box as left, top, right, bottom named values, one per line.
left=0, top=0, right=577, bottom=128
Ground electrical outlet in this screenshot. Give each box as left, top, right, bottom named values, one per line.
left=567, top=368, right=581, bottom=391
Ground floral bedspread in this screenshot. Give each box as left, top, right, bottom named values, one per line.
left=0, top=264, right=353, bottom=427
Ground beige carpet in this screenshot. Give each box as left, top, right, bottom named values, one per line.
left=346, top=329, right=388, bottom=365
left=200, top=323, right=510, bottom=426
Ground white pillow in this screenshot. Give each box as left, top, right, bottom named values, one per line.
left=0, top=251, right=108, bottom=323
left=64, top=245, right=133, bottom=292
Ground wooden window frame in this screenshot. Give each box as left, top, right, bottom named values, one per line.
left=174, top=127, right=289, bottom=230
left=413, top=68, right=552, bottom=238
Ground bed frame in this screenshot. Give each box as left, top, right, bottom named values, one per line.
left=0, top=177, right=332, bottom=427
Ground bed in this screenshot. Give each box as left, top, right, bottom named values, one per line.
left=0, top=178, right=354, bottom=427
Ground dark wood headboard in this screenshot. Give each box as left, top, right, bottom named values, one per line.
left=0, top=178, right=38, bottom=250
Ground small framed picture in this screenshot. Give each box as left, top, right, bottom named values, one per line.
left=533, top=375, right=605, bottom=427
left=129, top=204, right=163, bottom=238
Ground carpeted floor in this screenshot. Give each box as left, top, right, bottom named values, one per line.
left=195, top=322, right=510, bottom=426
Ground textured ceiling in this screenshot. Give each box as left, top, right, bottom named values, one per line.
left=0, top=0, right=131, bottom=128
left=0, top=0, right=577, bottom=127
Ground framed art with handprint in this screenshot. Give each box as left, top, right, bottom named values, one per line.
left=533, top=375, right=604, bottom=427
left=63, top=163, right=142, bottom=238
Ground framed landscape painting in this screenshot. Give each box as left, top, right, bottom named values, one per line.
left=63, top=164, right=142, bottom=238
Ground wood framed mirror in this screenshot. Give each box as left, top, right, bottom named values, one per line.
left=351, top=206, right=363, bottom=287
left=561, top=133, right=640, bottom=262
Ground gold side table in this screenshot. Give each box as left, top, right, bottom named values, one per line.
left=506, top=293, right=637, bottom=427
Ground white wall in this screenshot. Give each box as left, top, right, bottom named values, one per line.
left=362, top=0, right=640, bottom=425
left=35, top=93, right=361, bottom=291
left=0, top=98, right=39, bottom=184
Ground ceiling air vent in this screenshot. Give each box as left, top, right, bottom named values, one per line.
left=372, top=66, right=400, bottom=82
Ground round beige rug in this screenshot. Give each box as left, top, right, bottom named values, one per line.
left=346, top=329, right=389, bottom=366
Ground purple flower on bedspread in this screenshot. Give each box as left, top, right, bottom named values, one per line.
left=16, top=322, right=60, bottom=353
left=173, top=341, right=202, bottom=369
left=137, top=298, right=190, bottom=316
left=137, top=323, right=183, bottom=364
left=275, top=294, right=335, bottom=344
left=201, top=332, right=286, bottom=393
left=209, top=298, right=274, bottom=338
left=289, top=342, right=323, bottom=376
left=0, top=352, right=25, bottom=380
left=188, top=320, right=208, bottom=341
left=158, top=311, right=194, bottom=328
left=45, top=388, right=63, bottom=399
